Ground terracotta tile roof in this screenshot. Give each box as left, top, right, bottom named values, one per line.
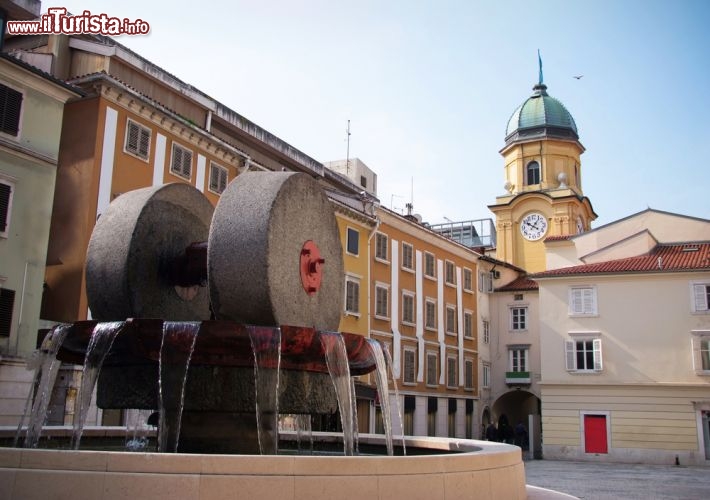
left=533, top=243, right=710, bottom=278
left=496, top=276, right=539, bottom=291
left=544, top=235, right=572, bottom=242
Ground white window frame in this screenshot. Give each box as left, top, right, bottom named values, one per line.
left=169, top=141, right=193, bottom=180
left=426, top=351, right=438, bottom=387
left=464, top=358, right=474, bottom=390
left=478, top=271, right=493, bottom=293
left=482, top=362, right=491, bottom=388
left=401, top=242, right=414, bottom=271
left=509, top=347, right=528, bottom=372
left=446, top=304, right=457, bottom=335
left=463, top=310, right=474, bottom=339
left=374, top=232, right=388, bottom=263
left=569, top=286, right=598, bottom=316
left=691, top=282, right=710, bottom=313
left=445, top=260, right=456, bottom=286
left=691, top=330, right=710, bottom=374
left=0, top=176, right=15, bottom=239
left=402, top=290, right=415, bottom=326
left=447, top=355, right=457, bottom=389
left=510, top=306, right=528, bottom=331
left=124, top=118, right=151, bottom=161
left=425, top=298, right=437, bottom=331
left=346, top=226, right=359, bottom=256
left=463, top=267, right=473, bottom=292
left=424, top=252, right=436, bottom=279
left=208, top=161, right=229, bottom=194
left=482, top=319, right=490, bottom=344
left=374, top=283, right=389, bottom=320
left=403, top=347, right=416, bottom=385
left=565, top=332, right=603, bottom=372
left=344, top=274, right=360, bottom=316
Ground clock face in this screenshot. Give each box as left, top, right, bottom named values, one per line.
left=520, top=212, right=548, bottom=241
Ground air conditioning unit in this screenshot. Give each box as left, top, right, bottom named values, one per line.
left=491, top=270, right=500, bottom=279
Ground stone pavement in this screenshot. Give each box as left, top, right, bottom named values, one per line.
left=524, top=459, right=710, bottom=499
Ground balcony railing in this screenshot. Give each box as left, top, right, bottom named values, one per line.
left=505, top=371, right=531, bottom=385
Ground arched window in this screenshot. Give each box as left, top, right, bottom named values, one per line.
left=526, top=161, right=540, bottom=185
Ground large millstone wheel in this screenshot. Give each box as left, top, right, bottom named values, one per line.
left=208, top=172, right=344, bottom=331
left=86, top=183, right=214, bottom=321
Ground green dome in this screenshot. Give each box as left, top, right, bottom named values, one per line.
left=505, top=83, right=578, bottom=143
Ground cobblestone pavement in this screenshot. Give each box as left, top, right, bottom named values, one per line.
left=524, top=459, right=710, bottom=499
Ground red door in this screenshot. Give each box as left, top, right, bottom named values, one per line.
left=584, top=415, right=608, bottom=454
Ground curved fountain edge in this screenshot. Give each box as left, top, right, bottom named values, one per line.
left=0, top=436, right=528, bottom=500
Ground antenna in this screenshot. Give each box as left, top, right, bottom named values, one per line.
left=345, top=119, right=351, bottom=176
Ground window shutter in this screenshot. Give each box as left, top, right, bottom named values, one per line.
left=565, top=340, right=575, bottom=371
left=0, top=182, right=11, bottom=233
left=691, top=337, right=699, bottom=372
left=593, top=338, right=603, bottom=371
left=138, top=127, right=150, bottom=157
left=126, top=122, right=139, bottom=152
left=0, top=83, right=23, bottom=136
left=583, top=288, right=595, bottom=314
left=694, top=284, right=709, bottom=312
left=0, top=288, right=16, bottom=337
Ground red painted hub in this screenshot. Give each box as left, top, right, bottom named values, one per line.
left=300, top=240, right=325, bottom=296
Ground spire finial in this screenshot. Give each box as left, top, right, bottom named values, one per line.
left=538, top=49, right=543, bottom=85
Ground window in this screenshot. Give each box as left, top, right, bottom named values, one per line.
left=0, top=179, right=14, bottom=237
left=402, top=242, right=414, bottom=270
left=403, top=348, right=416, bottom=384
left=360, top=175, right=367, bottom=188
left=425, top=299, right=436, bottom=330
left=464, top=359, right=474, bottom=390
left=482, top=320, right=490, bottom=344
left=124, top=119, right=151, bottom=160
left=526, top=160, right=540, bottom=185
left=375, top=233, right=388, bottom=261
left=402, top=292, right=415, bottom=325
left=403, top=395, right=415, bottom=435
left=208, top=162, right=228, bottom=194
left=464, top=311, right=473, bottom=339
left=426, top=352, right=438, bottom=386
left=424, top=252, right=435, bottom=278
left=447, top=356, right=457, bottom=388
left=510, top=348, right=528, bottom=372
left=692, top=283, right=710, bottom=312
left=445, top=260, right=456, bottom=285
left=511, top=306, right=527, bottom=331
left=569, top=286, right=597, bottom=316
left=690, top=332, right=710, bottom=374
left=482, top=363, right=491, bottom=388
left=170, top=142, right=192, bottom=179
left=565, top=338, right=602, bottom=372
left=478, top=271, right=493, bottom=293
left=345, top=276, right=360, bottom=315
left=427, top=397, right=437, bottom=436
left=346, top=227, right=359, bottom=256
left=0, top=288, right=16, bottom=337
left=463, top=268, right=473, bottom=291
left=0, top=82, right=23, bottom=136
left=448, top=399, right=456, bottom=437
left=375, top=284, right=389, bottom=318
left=446, top=305, right=457, bottom=334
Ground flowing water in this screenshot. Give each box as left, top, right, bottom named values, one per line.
left=320, top=332, right=355, bottom=456
left=17, top=324, right=71, bottom=448
left=249, top=326, right=281, bottom=455
left=382, top=343, right=407, bottom=455
left=125, top=409, right=153, bottom=451
left=295, top=414, right=313, bottom=454
left=70, top=322, right=124, bottom=449
left=367, top=339, right=393, bottom=456
left=349, top=375, right=359, bottom=454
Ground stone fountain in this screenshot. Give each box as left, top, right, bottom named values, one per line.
left=0, top=172, right=529, bottom=499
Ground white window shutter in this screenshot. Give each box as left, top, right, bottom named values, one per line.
left=565, top=340, right=575, bottom=371
left=691, top=337, right=699, bottom=372
left=593, top=338, right=603, bottom=371
left=583, top=288, right=596, bottom=314
left=693, top=284, right=708, bottom=312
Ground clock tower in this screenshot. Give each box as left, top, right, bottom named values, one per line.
left=488, top=65, right=596, bottom=273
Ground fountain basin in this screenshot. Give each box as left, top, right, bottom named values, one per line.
left=0, top=436, right=526, bottom=500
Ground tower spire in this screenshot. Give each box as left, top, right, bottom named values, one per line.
left=538, top=49, right=543, bottom=85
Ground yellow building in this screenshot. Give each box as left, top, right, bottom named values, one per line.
left=489, top=76, right=596, bottom=273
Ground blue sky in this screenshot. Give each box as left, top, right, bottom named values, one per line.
left=60, top=0, right=710, bottom=227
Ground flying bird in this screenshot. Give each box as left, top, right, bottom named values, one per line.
left=573, top=75, right=583, bottom=80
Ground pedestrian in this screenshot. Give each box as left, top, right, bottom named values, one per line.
left=485, top=422, right=497, bottom=441
left=514, top=421, right=528, bottom=449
